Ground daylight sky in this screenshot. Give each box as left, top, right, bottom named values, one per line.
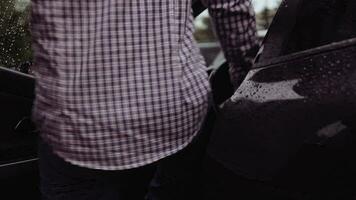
left=252, top=0, right=281, bottom=13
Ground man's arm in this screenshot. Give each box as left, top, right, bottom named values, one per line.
left=201, top=0, right=259, bottom=89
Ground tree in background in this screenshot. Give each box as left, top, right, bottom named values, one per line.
left=255, top=0, right=282, bottom=31
left=194, top=13, right=217, bottom=43
left=0, top=0, right=32, bottom=70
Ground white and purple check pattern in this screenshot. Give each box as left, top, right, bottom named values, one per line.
left=31, top=0, right=257, bottom=170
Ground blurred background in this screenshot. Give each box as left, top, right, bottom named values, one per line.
left=0, top=0, right=282, bottom=73
left=194, top=0, right=282, bottom=69
left=0, top=0, right=31, bottom=72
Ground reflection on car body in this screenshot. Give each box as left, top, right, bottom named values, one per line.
left=208, top=0, right=356, bottom=198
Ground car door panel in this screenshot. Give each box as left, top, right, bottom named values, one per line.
left=207, top=0, right=356, bottom=198
left=0, top=66, right=37, bottom=179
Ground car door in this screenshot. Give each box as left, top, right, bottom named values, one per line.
left=0, top=0, right=39, bottom=198
left=0, top=67, right=37, bottom=176
left=207, top=0, right=356, bottom=198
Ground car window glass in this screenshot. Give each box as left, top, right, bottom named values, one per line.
left=0, top=0, right=32, bottom=74
left=280, top=0, right=356, bottom=56
left=193, top=0, right=282, bottom=70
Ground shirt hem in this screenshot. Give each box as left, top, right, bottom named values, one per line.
left=48, top=131, right=199, bottom=171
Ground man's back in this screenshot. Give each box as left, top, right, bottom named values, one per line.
left=31, top=0, right=210, bottom=170
left=32, top=0, right=258, bottom=199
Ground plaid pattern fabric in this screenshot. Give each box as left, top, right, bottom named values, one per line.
left=202, top=0, right=258, bottom=88
left=31, top=0, right=256, bottom=170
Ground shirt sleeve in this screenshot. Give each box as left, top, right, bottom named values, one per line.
left=200, top=0, right=259, bottom=89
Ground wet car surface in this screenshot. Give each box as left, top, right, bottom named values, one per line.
left=209, top=38, right=356, bottom=178
left=208, top=0, right=356, bottom=199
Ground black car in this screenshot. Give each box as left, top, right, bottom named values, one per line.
left=1, top=0, right=355, bottom=199
left=0, top=67, right=38, bottom=197
left=208, top=0, right=356, bottom=199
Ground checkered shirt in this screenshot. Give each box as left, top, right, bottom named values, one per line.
left=203, top=0, right=258, bottom=88
left=31, top=0, right=257, bottom=170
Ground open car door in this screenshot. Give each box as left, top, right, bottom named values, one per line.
left=0, top=66, right=38, bottom=196
left=208, top=0, right=356, bottom=199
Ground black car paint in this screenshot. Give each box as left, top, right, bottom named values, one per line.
left=0, top=67, right=37, bottom=174
left=208, top=0, right=356, bottom=198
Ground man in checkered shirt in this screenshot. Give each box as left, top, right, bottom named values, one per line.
left=31, top=0, right=257, bottom=199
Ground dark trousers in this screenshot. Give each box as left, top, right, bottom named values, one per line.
left=38, top=108, right=215, bottom=200
left=39, top=133, right=207, bottom=200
